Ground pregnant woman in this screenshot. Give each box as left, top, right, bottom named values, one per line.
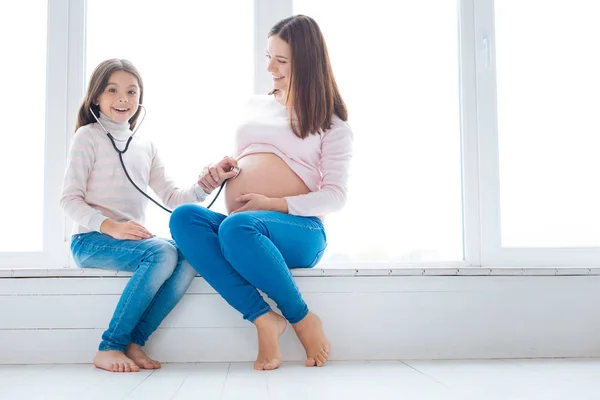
left=169, top=15, right=353, bottom=370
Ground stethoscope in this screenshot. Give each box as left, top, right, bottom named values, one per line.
left=90, top=105, right=236, bottom=213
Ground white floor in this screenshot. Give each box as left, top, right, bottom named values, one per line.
left=1, top=359, right=600, bottom=400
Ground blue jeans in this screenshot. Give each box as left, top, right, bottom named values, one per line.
left=169, top=206, right=326, bottom=324
left=70, top=232, right=197, bottom=352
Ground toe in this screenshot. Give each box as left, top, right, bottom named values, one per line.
left=264, top=360, right=278, bottom=370
left=305, top=357, right=316, bottom=367
left=316, top=353, right=327, bottom=367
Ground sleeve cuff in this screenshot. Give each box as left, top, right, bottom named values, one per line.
left=193, top=183, right=209, bottom=202
left=89, top=214, right=109, bottom=233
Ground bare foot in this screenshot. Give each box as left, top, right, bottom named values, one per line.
left=93, top=350, right=140, bottom=372
left=125, top=343, right=162, bottom=369
left=292, top=312, right=330, bottom=367
left=253, top=311, right=288, bottom=370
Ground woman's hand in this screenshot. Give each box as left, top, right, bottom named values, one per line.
left=198, top=156, right=239, bottom=194
left=100, top=220, right=153, bottom=240
left=231, top=194, right=288, bottom=214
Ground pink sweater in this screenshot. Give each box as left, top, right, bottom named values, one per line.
left=235, top=95, right=353, bottom=216
left=60, top=113, right=206, bottom=234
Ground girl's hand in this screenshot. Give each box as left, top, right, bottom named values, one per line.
left=198, top=156, right=239, bottom=193
left=100, top=220, right=153, bottom=240
left=231, top=194, right=288, bottom=214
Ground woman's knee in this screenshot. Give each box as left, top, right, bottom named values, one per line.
left=218, top=212, right=263, bottom=244
left=169, top=204, right=207, bottom=235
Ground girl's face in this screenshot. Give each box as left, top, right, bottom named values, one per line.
left=96, top=70, right=140, bottom=124
left=266, top=35, right=292, bottom=97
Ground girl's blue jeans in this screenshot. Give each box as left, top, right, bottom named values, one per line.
left=169, top=206, right=326, bottom=324
left=70, top=232, right=197, bottom=352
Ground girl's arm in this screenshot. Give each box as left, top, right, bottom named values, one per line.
left=148, top=145, right=209, bottom=209
left=59, top=129, right=108, bottom=232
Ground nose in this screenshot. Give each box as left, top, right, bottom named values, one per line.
left=266, top=57, right=277, bottom=73
left=118, top=94, right=128, bottom=103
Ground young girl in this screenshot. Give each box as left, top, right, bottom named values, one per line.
left=60, top=58, right=237, bottom=372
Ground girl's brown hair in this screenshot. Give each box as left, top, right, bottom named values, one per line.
left=269, top=15, right=348, bottom=139
left=75, top=59, right=144, bottom=131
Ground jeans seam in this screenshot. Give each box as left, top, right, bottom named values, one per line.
left=252, top=230, right=306, bottom=320
left=247, top=306, right=272, bottom=323
left=79, top=243, right=147, bottom=255
left=287, top=308, right=308, bottom=324
left=100, top=344, right=127, bottom=352
left=130, top=262, right=174, bottom=345
left=104, top=264, right=146, bottom=350
left=73, top=233, right=156, bottom=257
left=244, top=213, right=324, bottom=230
left=255, top=232, right=290, bottom=271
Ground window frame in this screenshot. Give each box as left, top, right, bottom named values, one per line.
left=474, top=0, right=600, bottom=267
left=2, top=0, right=597, bottom=270
left=0, top=0, right=80, bottom=269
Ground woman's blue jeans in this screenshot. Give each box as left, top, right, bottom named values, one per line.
left=70, top=232, right=197, bottom=352
left=169, top=206, right=327, bottom=324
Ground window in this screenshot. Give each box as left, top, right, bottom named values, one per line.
left=495, top=1, right=600, bottom=248
left=294, top=0, right=464, bottom=263
left=86, top=0, right=254, bottom=238
left=475, top=0, right=600, bottom=266
left=0, top=1, right=48, bottom=252
left=6, top=0, right=599, bottom=270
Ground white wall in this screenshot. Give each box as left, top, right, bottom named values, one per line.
left=1, top=273, right=600, bottom=364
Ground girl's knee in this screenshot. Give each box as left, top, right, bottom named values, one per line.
left=173, top=260, right=198, bottom=291
left=143, top=239, right=179, bottom=279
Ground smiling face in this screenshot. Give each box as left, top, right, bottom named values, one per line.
left=95, top=70, right=140, bottom=124
left=266, top=34, right=292, bottom=100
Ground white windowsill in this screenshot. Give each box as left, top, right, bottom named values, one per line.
left=1, top=264, right=600, bottom=278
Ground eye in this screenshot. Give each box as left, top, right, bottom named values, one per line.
left=108, top=88, right=117, bottom=93
left=265, top=54, right=271, bottom=59
left=128, top=90, right=137, bottom=95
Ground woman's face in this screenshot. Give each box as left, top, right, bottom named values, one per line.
left=266, top=35, right=292, bottom=95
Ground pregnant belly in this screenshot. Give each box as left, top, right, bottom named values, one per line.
left=225, top=153, right=310, bottom=214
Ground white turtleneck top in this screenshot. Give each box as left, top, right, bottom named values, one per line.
left=60, top=113, right=207, bottom=235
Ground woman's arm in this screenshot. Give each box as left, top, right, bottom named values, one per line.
left=283, top=125, right=354, bottom=216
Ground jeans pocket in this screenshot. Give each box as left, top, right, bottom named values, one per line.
left=307, top=247, right=326, bottom=268
left=70, top=232, right=98, bottom=265
left=70, top=234, right=83, bottom=254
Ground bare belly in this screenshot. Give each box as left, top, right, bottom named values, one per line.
left=225, top=153, right=310, bottom=214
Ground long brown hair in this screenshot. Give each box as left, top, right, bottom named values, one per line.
left=269, top=15, right=348, bottom=139
left=75, top=59, right=144, bottom=131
